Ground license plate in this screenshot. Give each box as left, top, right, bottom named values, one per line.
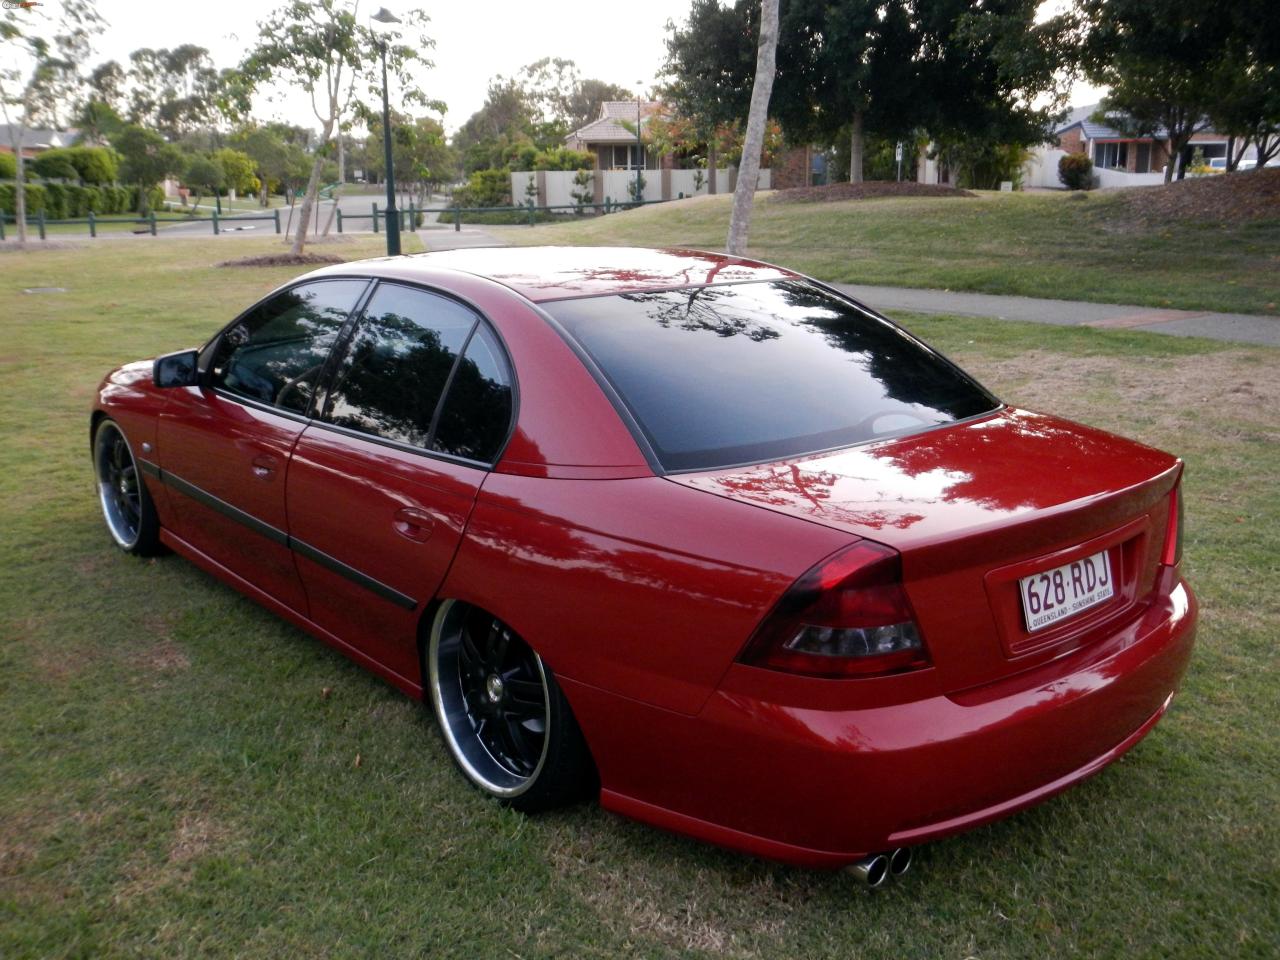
left=1019, top=549, right=1114, bottom=632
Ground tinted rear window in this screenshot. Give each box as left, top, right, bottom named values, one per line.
left=546, top=280, right=999, bottom=471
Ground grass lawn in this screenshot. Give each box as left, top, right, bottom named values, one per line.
left=511, top=191, right=1280, bottom=316
left=1, top=239, right=1277, bottom=958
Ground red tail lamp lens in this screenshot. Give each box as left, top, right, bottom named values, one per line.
left=740, top=541, right=929, bottom=678
left=1162, top=484, right=1184, bottom=567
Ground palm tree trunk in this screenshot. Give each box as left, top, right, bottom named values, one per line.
left=726, top=0, right=780, bottom=256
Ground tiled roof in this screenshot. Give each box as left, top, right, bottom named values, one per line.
left=569, top=102, right=665, bottom=144
left=0, top=124, right=78, bottom=150
left=1054, top=103, right=1217, bottom=141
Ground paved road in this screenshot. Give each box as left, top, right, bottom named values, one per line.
left=830, top=283, right=1280, bottom=348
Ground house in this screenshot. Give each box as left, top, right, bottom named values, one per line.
left=0, top=124, right=78, bottom=159
left=1022, top=104, right=1255, bottom=189
left=565, top=101, right=665, bottom=171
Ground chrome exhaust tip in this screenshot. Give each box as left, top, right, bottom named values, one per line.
left=888, top=846, right=912, bottom=879
left=846, top=853, right=889, bottom=888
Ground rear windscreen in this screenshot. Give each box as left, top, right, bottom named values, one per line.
left=546, top=280, right=999, bottom=471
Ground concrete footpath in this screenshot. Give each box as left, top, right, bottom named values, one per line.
left=831, top=283, right=1280, bottom=348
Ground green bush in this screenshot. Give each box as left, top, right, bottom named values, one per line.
left=44, top=181, right=69, bottom=218
left=0, top=152, right=16, bottom=180
left=533, top=147, right=595, bottom=171
left=30, top=148, right=78, bottom=180
left=0, top=181, right=47, bottom=217
left=456, top=208, right=563, bottom=225
left=66, top=146, right=120, bottom=185
left=452, top=169, right=511, bottom=208
left=1058, top=152, right=1094, bottom=191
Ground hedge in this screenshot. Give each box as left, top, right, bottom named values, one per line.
left=0, top=181, right=153, bottom=218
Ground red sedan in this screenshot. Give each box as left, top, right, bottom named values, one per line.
left=91, top=247, right=1196, bottom=882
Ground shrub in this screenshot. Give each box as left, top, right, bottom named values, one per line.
left=0, top=151, right=16, bottom=180
left=30, top=148, right=79, bottom=181
left=452, top=169, right=511, bottom=208
left=533, top=147, right=595, bottom=171
left=0, top=181, right=47, bottom=216
left=67, top=146, right=120, bottom=185
left=43, top=181, right=69, bottom=218
left=570, top=168, right=594, bottom=213
left=1058, top=152, right=1094, bottom=190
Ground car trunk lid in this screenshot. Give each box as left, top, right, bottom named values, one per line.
left=667, top=408, right=1180, bottom=692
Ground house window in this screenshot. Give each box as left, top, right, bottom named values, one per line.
left=1093, top=142, right=1129, bottom=170
left=1135, top=143, right=1151, bottom=174
left=610, top=144, right=645, bottom=170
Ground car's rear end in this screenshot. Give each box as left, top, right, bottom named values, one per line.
left=539, top=273, right=1196, bottom=866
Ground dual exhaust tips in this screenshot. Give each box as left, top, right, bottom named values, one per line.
left=846, top=847, right=912, bottom=888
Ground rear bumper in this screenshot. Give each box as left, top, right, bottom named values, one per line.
left=570, top=578, right=1197, bottom=869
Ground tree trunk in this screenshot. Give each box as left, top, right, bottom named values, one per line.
left=726, top=0, right=779, bottom=256
left=291, top=118, right=334, bottom=256
left=849, top=110, right=864, bottom=184
left=337, top=134, right=345, bottom=184
left=1163, top=137, right=1178, bottom=184
left=708, top=140, right=718, bottom=195
left=14, top=149, right=28, bottom=244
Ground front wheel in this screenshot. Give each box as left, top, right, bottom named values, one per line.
left=427, top=601, right=595, bottom=812
left=93, top=418, right=162, bottom=556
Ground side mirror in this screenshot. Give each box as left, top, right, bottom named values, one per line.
left=153, top=349, right=201, bottom=388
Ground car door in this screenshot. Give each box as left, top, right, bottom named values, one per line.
left=286, top=282, right=515, bottom=685
left=157, top=279, right=370, bottom=613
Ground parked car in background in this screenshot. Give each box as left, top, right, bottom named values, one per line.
left=91, top=247, right=1197, bottom=882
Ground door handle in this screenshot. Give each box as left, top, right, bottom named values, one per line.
left=251, top=454, right=279, bottom=479
left=393, top=507, right=435, bottom=542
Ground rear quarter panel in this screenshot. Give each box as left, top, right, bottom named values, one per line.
left=440, top=475, right=854, bottom=716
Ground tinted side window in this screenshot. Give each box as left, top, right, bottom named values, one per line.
left=209, top=280, right=367, bottom=415
left=432, top=325, right=514, bottom=462
left=322, top=284, right=477, bottom=448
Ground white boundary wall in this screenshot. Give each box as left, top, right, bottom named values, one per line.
left=1024, top=147, right=1168, bottom=190
left=512, top=167, right=771, bottom=207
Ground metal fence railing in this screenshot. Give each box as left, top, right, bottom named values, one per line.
left=0, top=208, right=283, bottom=240
left=337, top=197, right=675, bottom=233
left=0, top=195, right=676, bottom=240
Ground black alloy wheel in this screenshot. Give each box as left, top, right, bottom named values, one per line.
left=93, top=419, right=161, bottom=556
left=428, top=600, right=594, bottom=811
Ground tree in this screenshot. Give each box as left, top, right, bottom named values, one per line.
left=127, top=45, right=222, bottom=138
left=666, top=0, right=1072, bottom=183
left=1206, top=1, right=1280, bottom=170
left=239, top=0, right=441, bottom=255
left=183, top=154, right=224, bottom=209
left=1080, top=1, right=1234, bottom=183
left=0, top=0, right=102, bottom=242
left=214, top=147, right=258, bottom=197
left=112, top=124, right=184, bottom=214
left=231, top=124, right=311, bottom=204
left=727, top=0, right=778, bottom=255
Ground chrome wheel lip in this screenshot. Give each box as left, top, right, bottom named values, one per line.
left=94, top=421, right=142, bottom=550
left=428, top=600, right=551, bottom=798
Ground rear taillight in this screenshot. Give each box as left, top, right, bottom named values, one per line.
left=740, top=541, right=929, bottom=678
left=1162, top=483, right=1184, bottom=567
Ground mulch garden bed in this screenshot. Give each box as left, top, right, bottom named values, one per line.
left=1110, top=167, right=1280, bottom=223
left=217, top=252, right=346, bottom=268
left=770, top=181, right=976, bottom=203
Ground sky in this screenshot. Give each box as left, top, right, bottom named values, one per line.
left=86, top=0, right=696, bottom=134
left=69, top=0, right=1105, bottom=136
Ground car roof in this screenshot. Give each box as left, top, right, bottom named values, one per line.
left=314, top=246, right=799, bottom=303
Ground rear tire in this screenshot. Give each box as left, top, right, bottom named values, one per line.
left=427, top=600, right=595, bottom=812
left=93, top=418, right=162, bottom=557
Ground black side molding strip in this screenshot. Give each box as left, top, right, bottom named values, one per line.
left=146, top=462, right=417, bottom=611
left=289, top=537, right=417, bottom=610
left=162, top=470, right=289, bottom=546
